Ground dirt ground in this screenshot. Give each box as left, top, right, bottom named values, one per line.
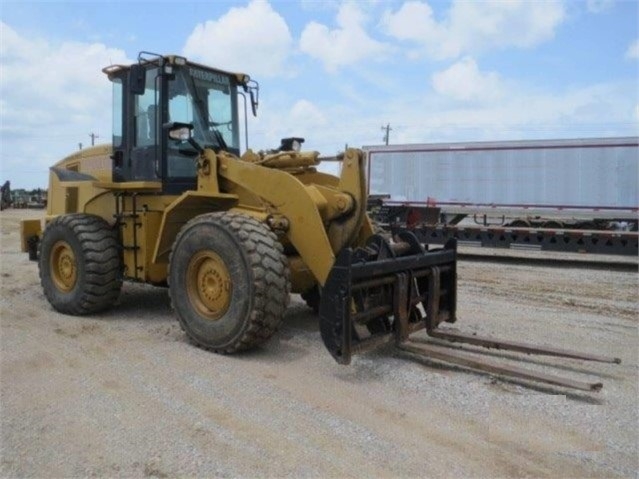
left=1, top=209, right=637, bottom=478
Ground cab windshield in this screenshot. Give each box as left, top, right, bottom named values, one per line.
left=167, top=66, right=239, bottom=176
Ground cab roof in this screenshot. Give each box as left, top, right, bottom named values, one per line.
left=101, top=54, right=250, bottom=86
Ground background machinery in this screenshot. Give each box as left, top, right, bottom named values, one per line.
left=1, top=181, right=11, bottom=210
left=20, top=53, right=619, bottom=391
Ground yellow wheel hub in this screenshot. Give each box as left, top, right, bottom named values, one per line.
left=50, top=240, right=77, bottom=292
left=187, top=250, right=232, bottom=321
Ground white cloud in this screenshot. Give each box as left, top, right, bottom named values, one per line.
left=183, top=0, right=292, bottom=77
left=248, top=72, right=637, bottom=166
left=349, top=79, right=638, bottom=151
left=382, top=0, right=565, bottom=59
left=300, top=2, right=390, bottom=72
left=248, top=97, right=330, bottom=150
left=625, top=39, right=639, bottom=60
left=375, top=72, right=633, bottom=146
left=290, top=99, right=327, bottom=128
left=0, top=21, right=130, bottom=187
left=0, top=23, right=128, bottom=115
left=380, top=1, right=452, bottom=58
left=431, top=57, right=503, bottom=102
left=586, top=0, right=615, bottom=14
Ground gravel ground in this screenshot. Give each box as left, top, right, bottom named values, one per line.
left=1, top=209, right=637, bottom=478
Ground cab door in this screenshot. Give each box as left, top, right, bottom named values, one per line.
left=130, top=67, right=161, bottom=181
left=163, top=70, right=198, bottom=194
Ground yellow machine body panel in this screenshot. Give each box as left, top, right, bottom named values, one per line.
left=28, top=133, right=372, bottom=292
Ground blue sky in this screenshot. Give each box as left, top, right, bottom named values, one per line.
left=1, top=0, right=637, bottom=188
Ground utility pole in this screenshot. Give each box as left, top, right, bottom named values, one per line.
left=78, top=142, right=83, bottom=150
left=89, top=132, right=99, bottom=146
left=381, top=123, right=392, bottom=145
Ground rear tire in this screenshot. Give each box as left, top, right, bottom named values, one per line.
left=39, top=214, right=122, bottom=315
left=168, top=212, right=290, bottom=353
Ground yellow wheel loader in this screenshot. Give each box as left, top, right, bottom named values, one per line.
left=21, top=52, right=618, bottom=390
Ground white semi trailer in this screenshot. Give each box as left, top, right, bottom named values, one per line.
left=365, top=137, right=638, bottom=256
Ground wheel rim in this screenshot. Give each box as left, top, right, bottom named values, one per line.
left=50, top=240, right=77, bottom=292
left=186, top=250, right=232, bottom=321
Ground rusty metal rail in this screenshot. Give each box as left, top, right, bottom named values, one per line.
left=396, top=328, right=621, bottom=392
left=428, top=329, right=621, bottom=364
left=397, top=340, right=606, bottom=392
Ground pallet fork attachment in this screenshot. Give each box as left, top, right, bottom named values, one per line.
left=319, top=233, right=621, bottom=391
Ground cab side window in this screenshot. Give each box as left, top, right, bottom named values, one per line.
left=135, top=68, right=159, bottom=147
left=130, top=67, right=160, bottom=181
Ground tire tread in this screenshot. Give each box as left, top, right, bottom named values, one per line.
left=168, top=212, right=290, bottom=353
left=39, top=214, right=122, bottom=315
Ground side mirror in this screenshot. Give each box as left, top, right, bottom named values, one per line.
left=249, top=89, right=257, bottom=116
left=248, top=81, right=259, bottom=116
left=164, top=122, right=194, bottom=141
left=163, top=122, right=202, bottom=153
left=129, top=64, right=146, bottom=95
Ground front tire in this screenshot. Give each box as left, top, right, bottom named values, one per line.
left=168, top=212, right=290, bottom=353
left=39, top=214, right=122, bottom=315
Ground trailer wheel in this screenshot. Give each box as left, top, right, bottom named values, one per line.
left=39, top=214, right=122, bottom=315
left=509, top=220, right=530, bottom=228
left=169, top=212, right=290, bottom=353
left=542, top=220, right=563, bottom=229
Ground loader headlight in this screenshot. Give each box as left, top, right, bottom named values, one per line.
left=279, top=137, right=305, bottom=152
left=173, top=56, right=187, bottom=66
left=237, top=74, right=250, bottom=85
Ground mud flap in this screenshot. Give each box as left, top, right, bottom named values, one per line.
left=319, top=231, right=457, bottom=364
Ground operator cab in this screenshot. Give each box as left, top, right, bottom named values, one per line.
left=103, top=52, right=258, bottom=194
